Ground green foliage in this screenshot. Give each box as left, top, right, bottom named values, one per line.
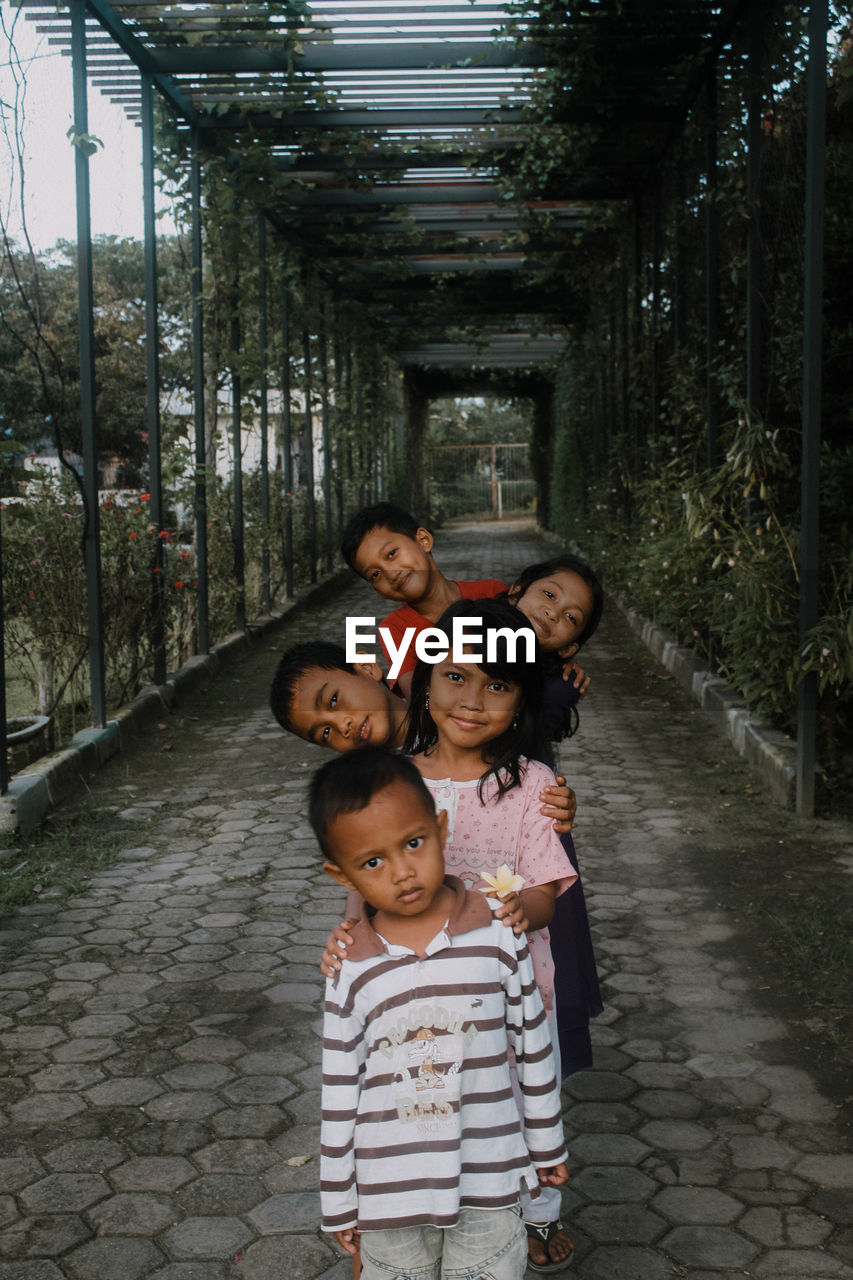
left=550, top=406, right=852, bottom=780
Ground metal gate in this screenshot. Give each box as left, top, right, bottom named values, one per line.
left=428, top=443, right=536, bottom=520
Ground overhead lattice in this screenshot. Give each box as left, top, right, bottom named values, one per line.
left=19, top=0, right=744, bottom=375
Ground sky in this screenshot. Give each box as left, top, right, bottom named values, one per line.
left=1, top=11, right=175, bottom=251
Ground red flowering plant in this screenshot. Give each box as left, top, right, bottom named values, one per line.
left=2, top=470, right=191, bottom=738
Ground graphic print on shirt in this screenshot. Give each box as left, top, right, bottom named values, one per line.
left=380, top=1008, right=466, bottom=1131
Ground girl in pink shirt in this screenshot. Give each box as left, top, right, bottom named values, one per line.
left=401, top=598, right=576, bottom=1273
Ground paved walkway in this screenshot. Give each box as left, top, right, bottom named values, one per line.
left=1, top=520, right=852, bottom=1280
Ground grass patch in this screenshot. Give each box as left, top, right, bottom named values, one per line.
left=0, top=803, right=146, bottom=919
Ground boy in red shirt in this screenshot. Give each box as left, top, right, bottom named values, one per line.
left=340, top=502, right=505, bottom=697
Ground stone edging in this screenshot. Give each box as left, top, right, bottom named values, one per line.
left=537, top=528, right=796, bottom=807
left=1, top=567, right=351, bottom=834
left=616, top=598, right=796, bottom=807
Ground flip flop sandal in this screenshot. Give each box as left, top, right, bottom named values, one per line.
left=525, top=1220, right=574, bottom=1273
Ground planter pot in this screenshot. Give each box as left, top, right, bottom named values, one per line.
left=5, top=715, right=53, bottom=774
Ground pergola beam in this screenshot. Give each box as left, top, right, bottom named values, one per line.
left=150, top=41, right=549, bottom=74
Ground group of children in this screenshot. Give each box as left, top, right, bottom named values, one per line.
left=270, top=503, right=605, bottom=1278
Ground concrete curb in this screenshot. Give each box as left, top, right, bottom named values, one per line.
left=617, top=601, right=796, bottom=806
left=2, top=567, right=351, bottom=834
left=538, top=529, right=796, bottom=807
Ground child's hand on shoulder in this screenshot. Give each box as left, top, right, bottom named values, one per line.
left=490, top=889, right=529, bottom=935
left=561, top=659, right=590, bottom=699
left=320, top=919, right=358, bottom=978
left=539, top=775, right=577, bottom=833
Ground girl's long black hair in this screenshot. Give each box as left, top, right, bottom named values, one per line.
left=503, top=553, right=604, bottom=744
left=403, top=597, right=547, bottom=801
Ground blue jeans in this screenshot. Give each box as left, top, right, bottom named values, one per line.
left=360, top=1205, right=527, bottom=1280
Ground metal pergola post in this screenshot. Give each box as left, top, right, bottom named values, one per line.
left=71, top=0, right=107, bottom=727
left=319, top=307, right=334, bottom=573
left=0, top=512, right=8, bottom=795
left=704, top=57, right=720, bottom=471
left=333, top=326, right=345, bottom=537
left=230, top=277, right=245, bottom=631
left=141, top=75, right=166, bottom=685
left=280, top=264, right=294, bottom=598
left=258, top=216, right=271, bottom=614
left=631, top=196, right=643, bottom=462
left=796, top=0, right=827, bottom=818
left=650, top=177, right=662, bottom=441
left=303, top=328, right=318, bottom=582
left=746, top=0, right=763, bottom=418
left=345, top=343, right=355, bottom=518
left=190, top=128, right=209, bottom=653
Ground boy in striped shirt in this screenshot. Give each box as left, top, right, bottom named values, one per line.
left=310, top=748, right=568, bottom=1280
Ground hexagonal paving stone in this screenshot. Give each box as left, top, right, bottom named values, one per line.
left=794, top=1154, right=853, bottom=1188
left=235, top=1233, right=338, bottom=1280
left=51, top=1038, right=119, bottom=1063
left=739, top=1205, right=834, bottom=1248
left=637, top=1120, right=714, bottom=1152
left=0, top=1259, right=66, bottom=1279
left=1, top=1026, right=66, bottom=1051
left=143, top=1091, right=222, bottom=1120
left=563, top=1096, right=640, bottom=1133
left=20, top=1173, right=110, bottom=1214
left=568, top=1134, right=651, bottom=1166
left=247, top=1192, right=321, bottom=1234
left=29, top=1064, right=104, bottom=1093
left=652, top=1186, right=743, bottom=1224
left=0, top=1157, right=47, bottom=1191
left=175, top=1036, right=246, bottom=1063
left=751, top=1248, right=853, bottom=1277
left=194, top=1140, right=279, bottom=1175
left=110, top=1157, right=196, bottom=1192
left=85, top=1077, right=163, bottom=1107
left=571, top=1166, right=657, bottom=1204
left=627, top=1061, right=696, bottom=1089
left=729, top=1136, right=798, bottom=1170
left=87, top=1192, right=179, bottom=1236
left=633, top=1088, right=703, bottom=1119
left=0, top=1213, right=91, bottom=1257
left=575, top=1203, right=668, bottom=1245
left=44, top=1141, right=126, bottom=1173
left=177, top=1173, right=267, bottom=1215
left=662, top=1225, right=758, bottom=1269
left=211, top=1107, right=287, bottom=1139
left=580, top=1245, right=675, bottom=1280
left=161, top=1064, right=235, bottom=1091
left=67, top=1015, right=134, bottom=1038
left=9, top=1094, right=88, bottom=1125
left=148, top=1266, right=231, bottom=1280
left=220, top=1076, right=299, bottom=1106
left=65, top=1236, right=165, bottom=1279
left=162, top=1216, right=254, bottom=1259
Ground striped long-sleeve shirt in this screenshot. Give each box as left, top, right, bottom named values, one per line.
left=320, top=876, right=567, bottom=1233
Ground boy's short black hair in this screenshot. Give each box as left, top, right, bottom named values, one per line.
left=340, top=502, right=426, bottom=570
left=270, top=641, right=353, bottom=732
left=309, top=747, right=436, bottom=862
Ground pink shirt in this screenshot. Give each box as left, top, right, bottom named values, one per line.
left=421, top=759, right=576, bottom=1017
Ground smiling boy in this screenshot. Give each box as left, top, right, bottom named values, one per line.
left=340, top=503, right=505, bottom=697
left=311, top=748, right=569, bottom=1279
left=270, top=642, right=409, bottom=751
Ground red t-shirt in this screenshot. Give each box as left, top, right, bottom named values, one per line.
left=379, top=579, right=507, bottom=682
